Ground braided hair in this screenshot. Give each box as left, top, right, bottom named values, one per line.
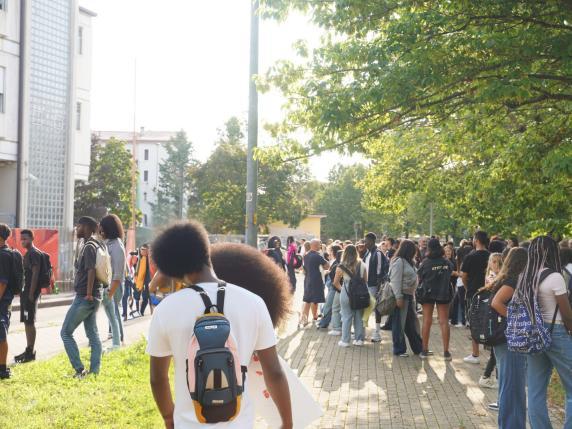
left=514, top=236, right=562, bottom=312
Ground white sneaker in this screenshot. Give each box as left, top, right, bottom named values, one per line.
left=338, top=341, right=350, bottom=348
left=353, top=340, right=364, bottom=346
left=455, top=323, right=465, bottom=328
left=479, top=376, right=498, bottom=389
left=463, top=354, right=480, bottom=364
left=328, top=330, right=342, bottom=336
left=371, top=331, right=382, bottom=343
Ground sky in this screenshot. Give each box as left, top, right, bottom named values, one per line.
left=81, top=0, right=360, bottom=181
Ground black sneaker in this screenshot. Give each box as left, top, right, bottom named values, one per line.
left=420, top=351, right=430, bottom=360
left=444, top=351, right=452, bottom=361
left=0, top=367, right=11, bottom=380
left=73, top=369, right=89, bottom=380
left=15, top=350, right=36, bottom=364
left=426, top=350, right=434, bottom=356
left=488, top=403, right=499, bottom=411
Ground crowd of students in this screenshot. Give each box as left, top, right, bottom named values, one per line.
left=264, top=231, right=572, bottom=429
left=1, top=217, right=571, bottom=428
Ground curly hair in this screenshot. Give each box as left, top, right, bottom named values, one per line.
left=152, top=221, right=210, bottom=278
left=211, top=243, right=292, bottom=328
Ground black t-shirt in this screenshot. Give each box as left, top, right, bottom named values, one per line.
left=0, top=245, right=14, bottom=302
left=303, top=251, right=327, bottom=288
left=74, top=239, right=103, bottom=298
left=461, top=249, right=490, bottom=296
left=24, top=247, right=42, bottom=294
left=502, top=277, right=518, bottom=290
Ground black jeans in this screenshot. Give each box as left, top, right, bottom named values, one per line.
left=484, top=348, right=497, bottom=378
left=140, top=283, right=150, bottom=315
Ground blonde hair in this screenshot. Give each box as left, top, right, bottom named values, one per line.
left=487, top=252, right=503, bottom=276
left=341, top=244, right=360, bottom=272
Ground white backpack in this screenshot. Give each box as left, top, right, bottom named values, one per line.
left=83, top=239, right=112, bottom=287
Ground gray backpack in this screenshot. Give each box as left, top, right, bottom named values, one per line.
left=376, top=278, right=396, bottom=316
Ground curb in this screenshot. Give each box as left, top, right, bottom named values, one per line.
left=12, top=296, right=75, bottom=312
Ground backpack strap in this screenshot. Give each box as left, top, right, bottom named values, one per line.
left=188, top=281, right=227, bottom=314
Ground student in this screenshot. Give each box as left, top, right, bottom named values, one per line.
left=461, top=230, right=490, bottom=364
left=285, top=236, right=298, bottom=292
left=266, top=236, right=286, bottom=272
left=479, top=252, right=503, bottom=389
left=333, top=244, right=367, bottom=347
left=146, top=221, right=293, bottom=429
left=0, top=224, right=22, bottom=379
left=99, top=214, right=126, bottom=350
left=14, top=229, right=46, bottom=363
left=515, top=236, right=572, bottom=428
left=60, top=216, right=104, bottom=378
left=363, top=232, right=388, bottom=343
left=318, top=244, right=342, bottom=330
left=390, top=240, right=423, bottom=357
left=301, top=239, right=330, bottom=326
left=327, top=248, right=343, bottom=336
left=135, top=244, right=153, bottom=316
left=490, top=247, right=528, bottom=428
left=417, top=239, right=454, bottom=360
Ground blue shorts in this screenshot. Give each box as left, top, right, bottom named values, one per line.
left=0, top=300, right=11, bottom=342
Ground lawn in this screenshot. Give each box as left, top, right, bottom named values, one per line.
left=0, top=340, right=164, bottom=429
left=548, top=372, right=565, bottom=419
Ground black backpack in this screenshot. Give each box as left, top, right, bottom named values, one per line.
left=469, top=290, right=505, bottom=346
left=0, top=247, right=24, bottom=296
left=339, top=263, right=370, bottom=310
left=564, top=267, right=572, bottom=308
left=38, top=250, right=53, bottom=288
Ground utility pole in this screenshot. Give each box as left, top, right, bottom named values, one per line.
left=245, top=0, right=259, bottom=247
left=429, top=202, right=434, bottom=237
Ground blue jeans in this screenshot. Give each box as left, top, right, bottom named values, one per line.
left=103, top=290, right=120, bottom=347
left=318, top=279, right=335, bottom=328
left=527, top=323, right=572, bottom=429
left=391, top=294, right=422, bottom=355
left=60, top=296, right=102, bottom=374
left=340, top=285, right=364, bottom=343
left=113, top=283, right=124, bottom=341
left=495, top=342, right=527, bottom=429
left=331, top=291, right=341, bottom=330
left=451, top=286, right=466, bottom=325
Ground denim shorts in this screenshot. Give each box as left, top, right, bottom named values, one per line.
left=0, top=300, right=11, bottom=342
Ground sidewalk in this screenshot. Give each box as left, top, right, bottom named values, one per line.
left=11, top=291, right=75, bottom=311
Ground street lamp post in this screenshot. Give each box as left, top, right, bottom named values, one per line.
left=245, top=0, right=259, bottom=247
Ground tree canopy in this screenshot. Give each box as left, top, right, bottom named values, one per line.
left=260, top=0, right=572, bottom=237
left=74, top=136, right=138, bottom=228
left=194, top=117, right=311, bottom=234
left=151, top=131, right=197, bottom=225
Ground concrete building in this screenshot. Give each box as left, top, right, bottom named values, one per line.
left=0, top=1, right=95, bottom=280
left=267, top=214, right=326, bottom=241
left=93, top=129, right=179, bottom=228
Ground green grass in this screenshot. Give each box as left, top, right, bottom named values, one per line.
left=548, top=372, right=565, bottom=418
left=0, top=340, right=164, bottom=429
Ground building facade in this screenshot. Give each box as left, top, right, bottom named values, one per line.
left=93, top=129, right=179, bottom=228
left=0, top=1, right=95, bottom=280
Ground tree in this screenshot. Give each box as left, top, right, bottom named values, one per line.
left=74, top=136, right=138, bottom=227
left=151, top=131, right=197, bottom=225
left=195, top=118, right=310, bottom=234
left=261, top=0, right=572, bottom=236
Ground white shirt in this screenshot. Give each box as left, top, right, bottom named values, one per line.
left=146, top=282, right=277, bottom=428
left=538, top=272, right=568, bottom=323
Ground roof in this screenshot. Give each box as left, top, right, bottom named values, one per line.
left=93, top=130, right=179, bottom=143
left=79, top=6, right=97, bottom=17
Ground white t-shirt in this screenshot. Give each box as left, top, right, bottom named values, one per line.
left=146, top=282, right=277, bottom=428
left=538, top=272, right=568, bottom=322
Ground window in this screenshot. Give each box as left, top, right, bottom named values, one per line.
left=75, top=102, right=81, bottom=130
left=0, top=67, right=4, bottom=114
left=143, top=192, right=147, bottom=202
left=0, top=0, right=6, bottom=11
left=143, top=170, right=148, bottom=182
left=78, top=26, right=83, bottom=54
left=144, top=149, right=149, bottom=160
left=143, top=214, right=148, bottom=227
